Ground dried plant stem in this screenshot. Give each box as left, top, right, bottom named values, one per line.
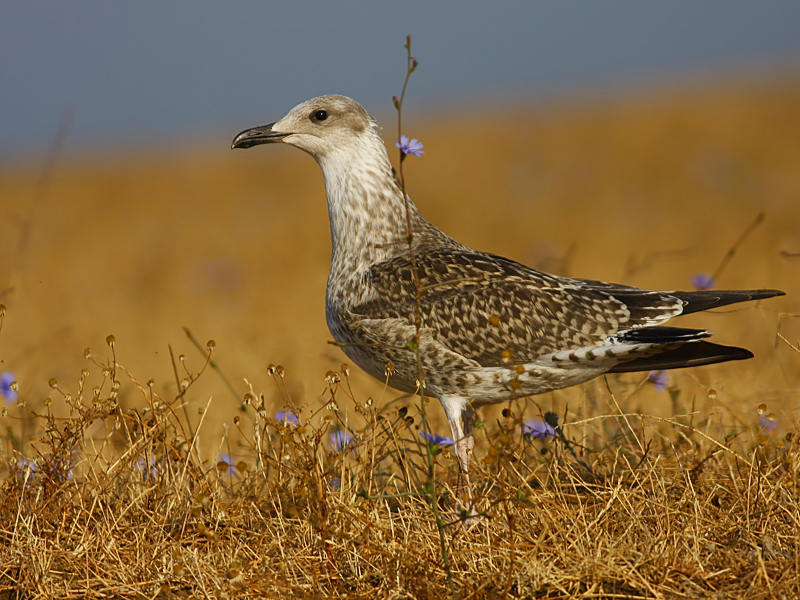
left=393, top=35, right=455, bottom=595
left=711, top=211, right=764, bottom=283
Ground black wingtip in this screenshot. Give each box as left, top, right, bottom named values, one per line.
left=675, top=289, right=785, bottom=316
left=616, top=326, right=710, bottom=345
left=608, top=341, right=754, bottom=373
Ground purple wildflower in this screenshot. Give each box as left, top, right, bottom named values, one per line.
left=420, top=431, right=456, bottom=447
left=136, top=457, right=159, bottom=481
left=275, top=410, right=299, bottom=426
left=691, top=273, right=715, bottom=290
left=648, top=370, right=669, bottom=391
left=329, top=430, right=354, bottom=453
left=758, top=414, right=778, bottom=431
left=523, top=418, right=555, bottom=440
left=1, top=372, right=17, bottom=402
left=17, top=457, right=37, bottom=472
left=215, top=453, right=235, bottom=479
left=396, top=135, right=425, bottom=157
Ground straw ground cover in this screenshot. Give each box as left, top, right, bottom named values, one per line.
left=1, top=74, right=799, bottom=598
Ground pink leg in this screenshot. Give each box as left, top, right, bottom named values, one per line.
left=439, top=395, right=479, bottom=524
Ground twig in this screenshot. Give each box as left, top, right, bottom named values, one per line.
left=710, top=212, right=764, bottom=284
left=183, top=327, right=240, bottom=401
left=393, top=35, right=455, bottom=596
left=15, top=107, right=73, bottom=274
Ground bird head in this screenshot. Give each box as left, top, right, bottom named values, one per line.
left=231, top=95, right=377, bottom=161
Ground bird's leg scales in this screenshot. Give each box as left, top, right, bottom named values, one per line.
left=452, top=404, right=481, bottom=529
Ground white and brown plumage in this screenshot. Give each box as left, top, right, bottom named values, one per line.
left=232, top=94, right=783, bottom=512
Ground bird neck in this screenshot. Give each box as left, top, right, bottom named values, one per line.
left=317, top=134, right=431, bottom=276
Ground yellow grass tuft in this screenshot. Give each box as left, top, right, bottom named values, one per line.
left=0, top=342, right=798, bottom=598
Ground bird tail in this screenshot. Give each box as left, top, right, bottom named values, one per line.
left=604, top=289, right=783, bottom=373
left=608, top=336, right=753, bottom=373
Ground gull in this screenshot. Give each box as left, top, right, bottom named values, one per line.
left=232, top=95, right=783, bottom=516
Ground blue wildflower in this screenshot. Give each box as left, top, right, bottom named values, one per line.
left=523, top=418, right=555, bottom=440
left=1, top=372, right=18, bottom=402
left=758, top=414, right=778, bottom=432
left=691, top=273, right=715, bottom=290
left=396, top=135, right=425, bottom=157
left=648, top=370, right=669, bottom=391
left=14, top=457, right=37, bottom=487
left=328, top=477, right=342, bottom=491
left=329, top=430, right=354, bottom=452
left=215, top=453, right=235, bottom=478
left=135, top=457, right=159, bottom=481
left=17, top=457, right=37, bottom=472
left=420, top=431, right=456, bottom=447
left=275, top=410, right=299, bottom=426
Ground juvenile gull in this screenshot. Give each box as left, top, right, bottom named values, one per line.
left=232, top=95, right=783, bottom=514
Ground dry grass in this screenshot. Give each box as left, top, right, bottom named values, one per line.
left=1, top=74, right=800, bottom=598
left=1, top=343, right=798, bottom=599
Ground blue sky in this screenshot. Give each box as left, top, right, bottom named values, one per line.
left=3, top=2, right=800, bottom=161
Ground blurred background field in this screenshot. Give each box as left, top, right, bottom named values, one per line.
left=1, top=74, right=798, bottom=455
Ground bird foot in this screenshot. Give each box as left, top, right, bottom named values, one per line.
left=453, top=502, right=483, bottom=531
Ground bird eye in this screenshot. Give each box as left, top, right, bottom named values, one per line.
left=312, top=109, right=328, bottom=122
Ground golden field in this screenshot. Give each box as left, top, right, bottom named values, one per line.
left=1, top=76, right=798, bottom=430
left=0, top=74, right=799, bottom=598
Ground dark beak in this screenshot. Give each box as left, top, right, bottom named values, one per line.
left=231, top=123, right=289, bottom=149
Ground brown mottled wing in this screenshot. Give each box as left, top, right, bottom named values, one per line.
left=354, top=248, right=684, bottom=367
